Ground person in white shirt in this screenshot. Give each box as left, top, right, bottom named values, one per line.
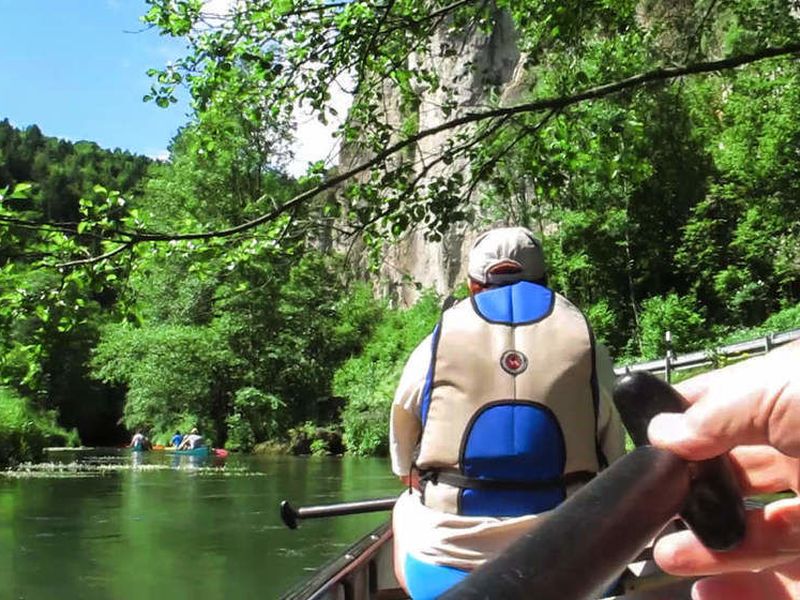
left=129, top=430, right=150, bottom=450
left=178, top=427, right=204, bottom=450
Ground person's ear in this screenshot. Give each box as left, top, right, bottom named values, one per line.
left=468, top=278, right=484, bottom=296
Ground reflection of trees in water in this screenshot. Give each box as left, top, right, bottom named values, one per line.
left=1, top=454, right=398, bottom=599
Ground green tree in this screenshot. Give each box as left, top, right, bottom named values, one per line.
left=334, top=291, right=441, bottom=455
left=0, top=122, right=151, bottom=443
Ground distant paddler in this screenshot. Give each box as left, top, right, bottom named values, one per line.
left=129, top=429, right=152, bottom=451
left=177, top=427, right=204, bottom=450
left=169, top=430, right=184, bottom=448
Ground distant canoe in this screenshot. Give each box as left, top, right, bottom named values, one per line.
left=168, top=446, right=211, bottom=457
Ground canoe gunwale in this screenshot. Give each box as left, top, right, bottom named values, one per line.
left=164, top=446, right=212, bottom=456
left=280, top=521, right=697, bottom=600
left=280, top=522, right=394, bottom=600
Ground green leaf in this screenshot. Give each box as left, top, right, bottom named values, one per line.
left=272, top=0, right=292, bottom=17
left=9, top=182, right=34, bottom=199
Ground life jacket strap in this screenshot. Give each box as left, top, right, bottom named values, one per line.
left=418, top=469, right=595, bottom=492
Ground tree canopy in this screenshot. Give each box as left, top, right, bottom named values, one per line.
left=1, top=1, right=799, bottom=456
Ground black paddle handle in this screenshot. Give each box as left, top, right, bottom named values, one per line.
left=442, top=446, right=691, bottom=600
left=280, top=497, right=396, bottom=529
left=614, top=371, right=746, bottom=551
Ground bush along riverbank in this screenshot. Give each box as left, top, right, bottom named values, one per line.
left=0, top=387, right=78, bottom=467
left=252, top=422, right=345, bottom=457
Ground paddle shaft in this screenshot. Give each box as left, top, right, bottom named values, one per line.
left=280, top=497, right=396, bottom=529
left=441, top=446, right=691, bottom=600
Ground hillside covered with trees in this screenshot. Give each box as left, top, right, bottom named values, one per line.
left=1, top=0, right=799, bottom=464
left=0, top=121, right=152, bottom=459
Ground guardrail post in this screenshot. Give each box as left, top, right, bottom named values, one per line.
left=664, top=331, right=672, bottom=383
left=764, top=333, right=773, bottom=354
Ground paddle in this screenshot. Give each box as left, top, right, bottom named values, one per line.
left=614, top=371, right=746, bottom=551
left=280, top=497, right=397, bottom=529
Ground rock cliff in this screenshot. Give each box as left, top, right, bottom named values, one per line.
left=337, top=1, right=792, bottom=306
left=337, top=11, right=524, bottom=306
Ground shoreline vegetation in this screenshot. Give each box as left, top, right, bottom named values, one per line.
left=0, top=386, right=78, bottom=467
left=3, top=307, right=797, bottom=469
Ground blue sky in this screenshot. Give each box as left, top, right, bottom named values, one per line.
left=1, top=0, right=189, bottom=159
left=1, top=1, right=349, bottom=173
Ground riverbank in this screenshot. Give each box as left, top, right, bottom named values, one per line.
left=251, top=422, right=346, bottom=457
left=0, top=386, right=78, bottom=467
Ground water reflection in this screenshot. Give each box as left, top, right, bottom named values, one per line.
left=167, top=452, right=208, bottom=470
left=0, top=449, right=401, bottom=600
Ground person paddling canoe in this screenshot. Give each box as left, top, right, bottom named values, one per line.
left=177, top=427, right=204, bottom=450
left=129, top=429, right=151, bottom=451
left=170, top=430, right=184, bottom=448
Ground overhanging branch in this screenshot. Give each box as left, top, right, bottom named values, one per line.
left=48, top=41, right=800, bottom=263
left=57, top=242, right=134, bottom=268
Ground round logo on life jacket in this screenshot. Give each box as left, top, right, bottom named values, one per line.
left=500, top=350, right=528, bottom=375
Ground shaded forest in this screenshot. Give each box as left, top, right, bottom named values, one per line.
left=0, top=120, right=150, bottom=448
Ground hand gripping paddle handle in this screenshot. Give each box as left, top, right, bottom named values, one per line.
left=613, top=371, right=746, bottom=551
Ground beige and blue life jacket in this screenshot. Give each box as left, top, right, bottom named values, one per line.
left=415, top=280, right=605, bottom=518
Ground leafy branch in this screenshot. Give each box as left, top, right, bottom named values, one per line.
left=4, top=41, right=799, bottom=268
left=76, top=43, right=800, bottom=256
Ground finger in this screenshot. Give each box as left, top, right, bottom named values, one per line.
left=649, top=359, right=800, bottom=461
left=648, top=359, right=771, bottom=459
left=729, top=446, right=800, bottom=495
left=691, top=570, right=796, bottom=600
left=648, top=397, right=766, bottom=461
left=674, top=369, right=718, bottom=405
left=674, top=341, right=800, bottom=408
left=654, top=500, right=800, bottom=576
left=693, top=558, right=800, bottom=600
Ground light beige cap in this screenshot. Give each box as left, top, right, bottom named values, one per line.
left=467, top=227, right=546, bottom=285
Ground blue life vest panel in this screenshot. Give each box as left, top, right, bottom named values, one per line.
left=472, top=281, right=554, bottom=325
left=460, top=402, right=565, bottom=517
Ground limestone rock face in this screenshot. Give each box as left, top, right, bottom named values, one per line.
left=346, top=12, right=524, bottom=306
left=337, top=3, right=800, bottom=307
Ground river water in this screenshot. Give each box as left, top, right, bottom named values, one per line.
left=0, top=448, right=403, bottom=599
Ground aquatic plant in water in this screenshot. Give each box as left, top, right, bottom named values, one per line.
left=1, top=461, right=263, bottom=478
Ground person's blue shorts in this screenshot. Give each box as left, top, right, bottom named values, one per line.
left=404, top=553, right=469, bottom=599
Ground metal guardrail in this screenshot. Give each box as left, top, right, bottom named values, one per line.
left=614, top=328, right=800, bottom=379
